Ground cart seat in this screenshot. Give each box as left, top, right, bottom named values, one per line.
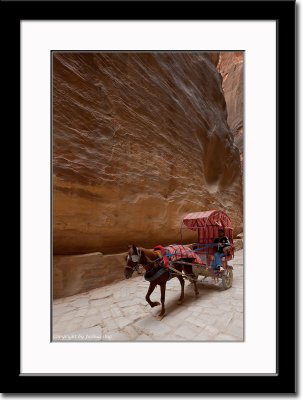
left=192, top=244, right=234, bottom=267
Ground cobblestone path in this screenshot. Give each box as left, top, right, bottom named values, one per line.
left=53, top=250, right=243, bottom=341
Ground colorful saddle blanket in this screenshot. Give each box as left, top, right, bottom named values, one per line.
left=154, top=244, right=206, bottom=268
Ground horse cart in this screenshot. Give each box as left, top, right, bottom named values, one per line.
left=176, top=210, right=235, bottom=290
left=124, top=210, right=235, bottom=318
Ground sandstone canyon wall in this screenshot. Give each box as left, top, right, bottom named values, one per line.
left=53, top=252, right=127, bottom=298
left=53, top=52, right=243, bottom=256
left=217, top=52, right=244, bottom=165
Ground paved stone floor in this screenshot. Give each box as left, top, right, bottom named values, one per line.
left=53, top=250, right=243, bottom=341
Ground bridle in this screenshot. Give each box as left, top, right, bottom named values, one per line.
left=125, top=246, right=161, bottom=275
left=125, top=246, right=143, bottom=272
left=130, top=246, right=142, bottom=263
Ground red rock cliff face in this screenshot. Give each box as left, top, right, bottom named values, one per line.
left=217, top=52, right=244, bottom=165
left=53, top=52, right=243, bottom=255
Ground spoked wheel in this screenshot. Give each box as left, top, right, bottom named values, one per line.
left=221, top=267, right=233, bottom=290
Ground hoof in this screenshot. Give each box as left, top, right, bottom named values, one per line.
left=151, top=301, right=160, bottom=308
left=195, top=292, right=199, bottom=297
left=156, top=313, right=166, bottom=321
left=177, top=300, right=183, bottom=305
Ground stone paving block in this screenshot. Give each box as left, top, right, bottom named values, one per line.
left=59, top=310, right=82, bottom=322
left=194, top=299, right=216, bottom=308
left=115, top=316, right=134, bottom=329
left=53, top=326, right=103, bottom=341
left=216, top=302, right=234, bottom=312
left=187, top=305, right=205, bottom=313
left=186, top=316, right=207, bottom=329
left=213, top=312, right=234, bottom=332
left=163, top=315, right=184, bottom=328
left=230, top=300, right=243, bottom=308
left=122, top=305, right=144, bottom=317
left=192, top=330, right=213, bottom=342
left=110, top=306, right=123, bottom=318
left=194, top=331, right=215, bottom=341
left=197, top=307, right=226, bottom=317
left=196, top=313, right=218, bottom=327
left=54, top=317, right=85, bottom=336
left=89, top=298, right=112, bottom=307
left=168, top=306, right=193, bottom=320
left=138, top=282, right=149, bottom=288
left=52, top=315, right=62, bottom=325
left=194, top=325, right=220, bottom=340
left=214, top=333, right=240, bottom=341
left=230, top=290, right=243, bottom=300
left=69, top=297, right=90, bottom=308
left=122, top=325, right=139, bottom=340
left=174, top=323, right=201, bottom=340
left=135, top=291, right=147, bottom=301
left=52, top=321, right=65, bottom=333
left=231, top=284, right=243, bottom=289
left=89, top=288, right=113, bottom=300
left=119, top=297, right=143, bottom=308
left=81, top=314, right=104, bottom=329
left=134, top=317, right=171, bottom=336
left=63, top=293, right=88, bottom=303
left=225, top=317, right=243, bottom=339
left=232, top=311, right=244, bottom=320
left=204, top=324, right=221, bottom=337
left=136, top=334, right=151, bottom=341
left=98, top=309, right=111, bottom=319
left=103, top=318, right=118, bottom=331
left=138, top=303, right=151, bottom=313
left=53, top=304, right=76, bottom=316
left=152, top=334, right=185, bottom=341
left=105, top=330, right=130, bottom=341
left=75, top=308, right=89, bottom=318
left=113, top=286, right=134, bottom=299
left=86, top=306, right=100, bottom=316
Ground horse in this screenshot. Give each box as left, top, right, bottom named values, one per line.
left=124, top=244, right=200, bottom=320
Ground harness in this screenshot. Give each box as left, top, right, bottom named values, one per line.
left=126, top=245, right=201, bottom=283
left=153, top=245, right=169, bottom=268
left=144, top=267, right=168, bottom=282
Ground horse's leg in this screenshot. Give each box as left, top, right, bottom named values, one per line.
left=190, top=266, right=199, bottom=297
left=193, top=278, right=199, bottom=297
left=156, top=282, right=167, bottom=320
left=176, top=275, right=185, bottom=305
left=184, top=264, right=199, bottom=297
left=145, top=282, right=160, bottom=308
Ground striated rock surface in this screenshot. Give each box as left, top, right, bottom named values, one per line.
left=53, top=252, right=127, bottom=298
left=53, top=52, right=243, bottom=255
left=217, top=52, right=244, bottom=165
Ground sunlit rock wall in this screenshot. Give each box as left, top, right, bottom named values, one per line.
left=217, top=52, right=244, bottom=165
left=53, top=52, right=243, bottom=255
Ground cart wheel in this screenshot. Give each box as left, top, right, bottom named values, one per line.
left=221, top=268, right=233, bottom=290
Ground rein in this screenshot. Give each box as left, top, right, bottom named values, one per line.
left=127, top=242, right=232, bottom=271
left=152, top=242, right=231, bottom=262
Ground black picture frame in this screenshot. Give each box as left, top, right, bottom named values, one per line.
left=3, top=0, right=296, bottom=394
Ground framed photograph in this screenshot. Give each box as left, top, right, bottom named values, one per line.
left=4, top=0, right=295, bottom=394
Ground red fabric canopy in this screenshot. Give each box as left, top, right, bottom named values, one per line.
left=182, top=210, right=232, bottom=230
left=181, top=210, right=233, bottom=248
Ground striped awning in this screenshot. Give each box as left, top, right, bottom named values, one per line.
left=182, top=210, right=232, bottom=230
